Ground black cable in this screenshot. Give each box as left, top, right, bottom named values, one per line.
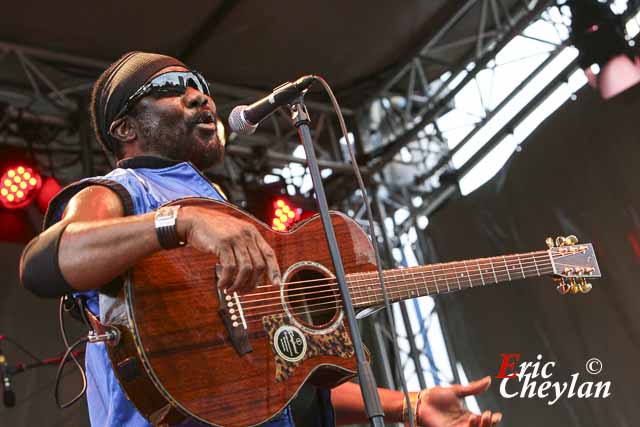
left=312, top=76, right=417, bottom=427
left=54, top=336, right=88, bottom=408
left=55, top=297, right=88, bottom=408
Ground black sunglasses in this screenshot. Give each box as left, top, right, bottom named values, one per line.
left=112, top=70, right=211, bottom=122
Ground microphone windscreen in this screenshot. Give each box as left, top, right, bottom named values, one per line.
left=228, top=106, right=257, bottom=135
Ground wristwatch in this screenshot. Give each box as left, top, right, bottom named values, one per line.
left=155, top=205, right=185, bottom=249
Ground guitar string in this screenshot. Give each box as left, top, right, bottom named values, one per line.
left=239, top=255, right=555, bottom=308
left=240, top=250, right=585, bottom=301
left=199, top=250, right=592, bottom=326
left=246, top=250, right=579, bottom=290
left=238, top=263, right=556, bottom=319
left=240, top=260, right=555, bottom=312
left=238, top=266, right=558, bottom=325
left=237, top=253, right=561, bottom=306
left=238, top=252, right=555, bottom=302
left=238, top=251, right=586, bottom=301
left=241, top=276, right=553, bottom=328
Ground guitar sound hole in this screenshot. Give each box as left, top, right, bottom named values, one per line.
left=285, top=267, right=340, bottom=328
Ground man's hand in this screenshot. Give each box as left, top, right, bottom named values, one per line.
left=415, top=377, right=501, bottom=427
left=179, top=206, right=281, bottom=294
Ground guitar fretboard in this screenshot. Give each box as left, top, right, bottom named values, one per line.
left=347, top=250, right=553, bottom=308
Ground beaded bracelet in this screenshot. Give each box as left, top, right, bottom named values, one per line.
left=401, top=390, right=426, bottom=426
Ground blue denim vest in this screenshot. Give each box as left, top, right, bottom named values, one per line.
left=46, top=156, right=295, bottom=427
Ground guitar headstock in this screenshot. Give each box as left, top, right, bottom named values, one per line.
left=546, top=235, right=601, bottom=295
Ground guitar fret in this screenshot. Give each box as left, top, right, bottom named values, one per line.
left=533, top=253, right=540, bottom=276
left=503, top=256, right=511, bottom=281
left=463, top=260, right=473, bottom=288
left=507, top=254, right=523, bottom=280
left=422, top=268, right=431, bottom=296
left=429, top=266, right=439, bottom=294
left=476, top=259, right=486, bottom=286
left=441, top=264, right=451, bottom=292
left=383, top=270, right=395, bottom=302
left=363, top=273, right=373, bottom=305
left=453, top=262, right=462, bottom=290
left=410, top=269, right=419, bottom=298
left=416, top=268, right=424, bottom=297
left=403, top=269, right=413, bottom=299
left=365, top=273, right=375, bottom=306
left=489, top=258, right=499, bottom=283
left=517, top=254, right=526, bottom=278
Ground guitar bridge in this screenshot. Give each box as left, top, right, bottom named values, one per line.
left=217, top=287, right=252, bottom=356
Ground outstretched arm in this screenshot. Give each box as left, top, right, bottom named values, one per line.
left=20, top=185, right=281, bottom=296
left=331, top=377, right=501, bottom=427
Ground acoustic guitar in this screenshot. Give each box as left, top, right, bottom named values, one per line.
left=95, top=198, right=601, bottom=427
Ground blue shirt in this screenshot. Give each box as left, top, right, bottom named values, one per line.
left=47, top=156, right=295, bottom=427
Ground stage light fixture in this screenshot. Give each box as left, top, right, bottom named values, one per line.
left=270, top=198, right=301, bottom=231
left=570, top=0, right=640, bottom=99
left=0, top=165, right=42, bottom=209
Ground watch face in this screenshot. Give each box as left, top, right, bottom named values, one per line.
left=156, top=206, right=179, bottom=226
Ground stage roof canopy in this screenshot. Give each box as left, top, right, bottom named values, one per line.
left=0, top=0, right=518, bottom=107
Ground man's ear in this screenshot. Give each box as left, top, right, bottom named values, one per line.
left=108, top=117, right=137, bottom=144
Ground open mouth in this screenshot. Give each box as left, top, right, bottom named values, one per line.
left=194, top=111, right=217, bottom=129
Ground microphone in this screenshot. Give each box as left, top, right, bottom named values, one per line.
left=228, top=75, right=316, bottom=135
left=0, top=345, right=15, bottom=407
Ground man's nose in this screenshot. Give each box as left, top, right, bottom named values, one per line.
left=184, top=87, right=209, bottom=109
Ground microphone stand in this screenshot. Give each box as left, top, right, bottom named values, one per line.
left=289, top=97, right=385, bottom=427
left=0, top=349, right=85, bottom=408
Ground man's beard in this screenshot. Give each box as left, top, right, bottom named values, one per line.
left=138, top=115, right=223, bottom=170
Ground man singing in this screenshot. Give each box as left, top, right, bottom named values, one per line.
left=20, top=52, right=501, bottom=427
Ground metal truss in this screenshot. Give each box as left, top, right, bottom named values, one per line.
left=0, top=40, right=354, bottom=187
left=358, top=0, right=556, bottom=185
left=347, top=0, right=586, bottom=392
left=356, top=0, right=640, bottom=394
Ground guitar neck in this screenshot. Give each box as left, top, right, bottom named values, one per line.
left=348, top=250, right=553, bottom=308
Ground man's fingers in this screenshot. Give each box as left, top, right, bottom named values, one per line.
left=454, top=376, right=492, bottom=398
left=469, top=410, right=501, bottom=427
left=245, top=242, right=266, bottom=293
left=479, top=411, right=492, bottom=427
left=217, top=246, right=236, bottom=290
left=256, top=235, right=281, bottom=286
left=229, top=245, right=252, bottom=292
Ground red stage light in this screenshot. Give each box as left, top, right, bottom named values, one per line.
left=270, top=198, right=301, bottom=231
left=0, top=165, right=42, bottom=209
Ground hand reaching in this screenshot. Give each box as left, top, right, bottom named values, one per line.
left=414, top=377, right=502, bottom=427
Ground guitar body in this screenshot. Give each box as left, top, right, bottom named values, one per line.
left=101, top=198, right=377, bottom=427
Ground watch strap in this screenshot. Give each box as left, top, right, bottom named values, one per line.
left=155, top=205, right=184, bottom=249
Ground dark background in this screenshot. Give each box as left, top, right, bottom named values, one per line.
left=428, top=84, right=640, bottom=426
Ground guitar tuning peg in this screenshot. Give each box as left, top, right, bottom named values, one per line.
left=564, top=235, right=578, bottom=245
left=579, top=278, right=593, bottom=294
left=569, top=279, right=580, bottom=294
left=546, top=237, right=555, bottom=249
left=555, top=279, right=570, bottom=295
left=556, top=236, right=566, bottom=247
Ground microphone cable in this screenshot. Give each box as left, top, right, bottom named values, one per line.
left=54, top=296, right=88, bottom=408
left=310, top=76, right=418, bottom=427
